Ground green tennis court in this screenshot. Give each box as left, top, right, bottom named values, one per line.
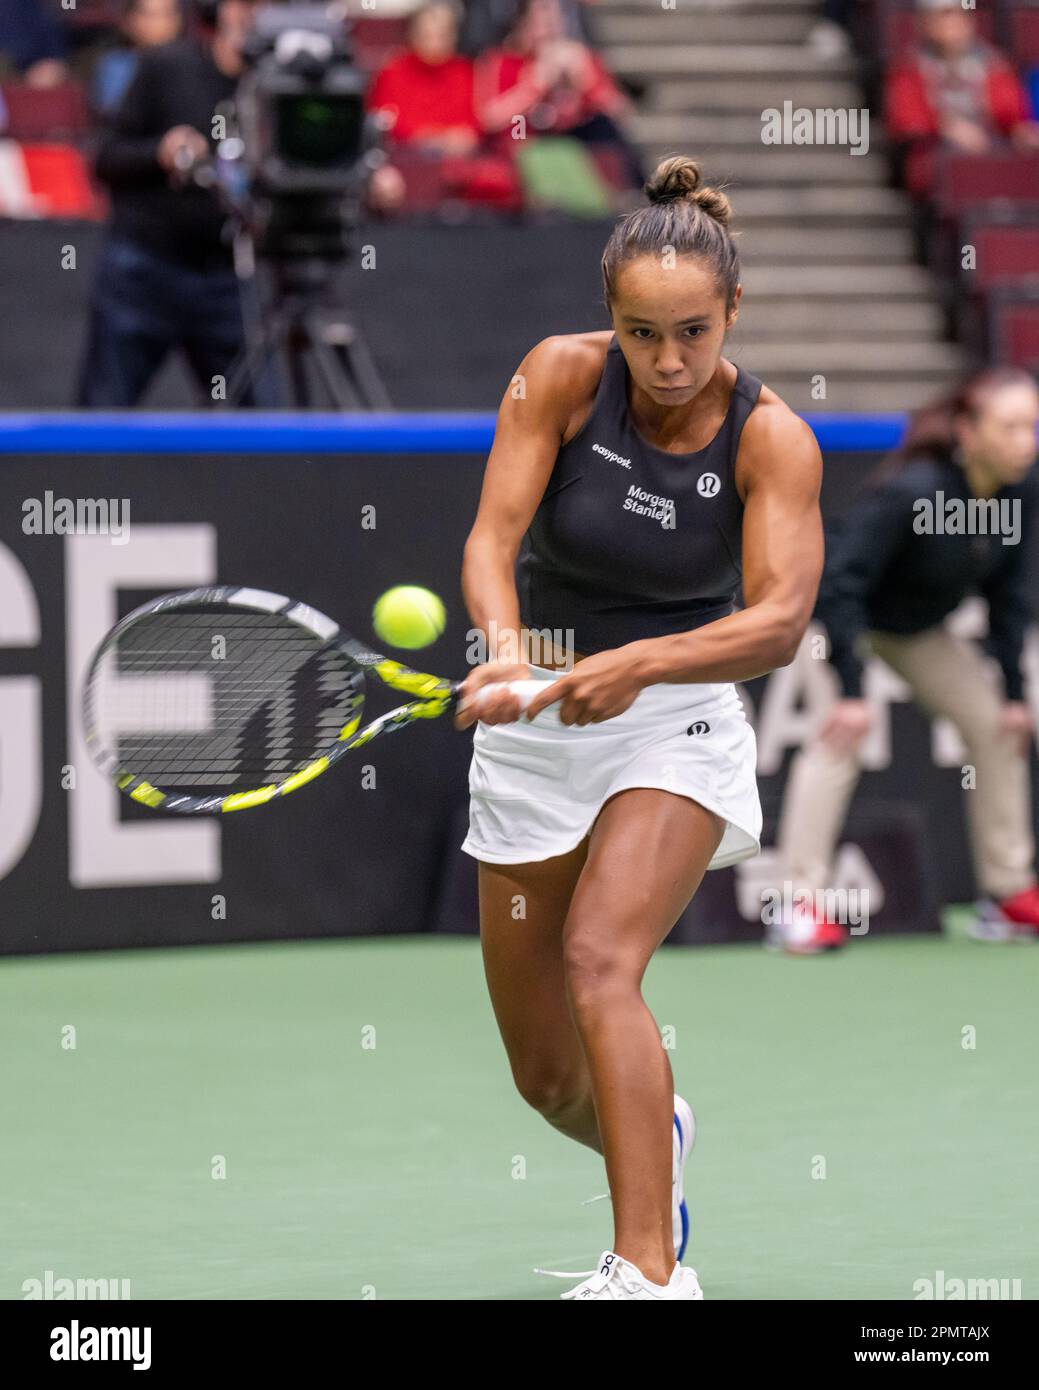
left=2, top=917, right=1035, bottom=1301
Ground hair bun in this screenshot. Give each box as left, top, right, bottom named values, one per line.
left=644, top=155, right=733, bottom=226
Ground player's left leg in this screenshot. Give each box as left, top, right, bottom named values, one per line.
left=562, top=787, right=724, bottom=1287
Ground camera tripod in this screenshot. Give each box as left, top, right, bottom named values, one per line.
left=224, top=243, right=391, bottom=410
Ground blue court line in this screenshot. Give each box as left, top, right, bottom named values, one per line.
left=0, top=412, right=909, bottom=454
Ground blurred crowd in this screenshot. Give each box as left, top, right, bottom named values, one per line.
left=818, top=0, right=1039, bottom=376
left=0, top=0, right=644, bottom=218
left=883, top=0, right=1039, bottom=198
left=2, top=1, right=1038, bottom=400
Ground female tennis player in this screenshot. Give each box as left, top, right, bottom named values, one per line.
left=452, top=154, right=825, bottom=1300
left=774, top=365, right=1039, bottom=953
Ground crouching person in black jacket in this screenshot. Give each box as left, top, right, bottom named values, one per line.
left=773, top=366, right=1039, bottom=950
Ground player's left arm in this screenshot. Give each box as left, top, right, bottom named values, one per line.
left=979, top=480, right=1038, bottom=751
left=523, top=403, right=824, bottom=722
left=632, top=403, right=825, bottom=684
left=979, top=480, right=1037, bottom=704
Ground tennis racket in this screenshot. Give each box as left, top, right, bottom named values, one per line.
left=81, top=585, right=544, bottom=815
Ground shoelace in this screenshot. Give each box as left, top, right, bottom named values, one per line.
left=533, top=1261, right=645, bottom=1299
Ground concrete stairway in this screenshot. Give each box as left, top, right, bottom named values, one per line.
left=588, top=0, right=964, bottom=413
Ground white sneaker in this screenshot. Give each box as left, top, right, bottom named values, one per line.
left=536, top=1250, right=705, bottom=1300
left=967, top=899, right=1039, bottom=942
left=673, top=1094, right=696, bottom=1261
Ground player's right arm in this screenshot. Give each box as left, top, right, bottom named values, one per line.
left=455, top=335, right=598, bottom=729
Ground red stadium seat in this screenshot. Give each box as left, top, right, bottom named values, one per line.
left=1005, top=5, right=1039, bottom=68
left=959, top=214, right=1039, bottom=360
left=936, top=151, right=1039, bottom=214
left=0, top=82, right=92, bottom=143
left=387, top=146, right=523, bottom=215
left=386, top=147, right=448, bottom=213
left=350, top=17, right=411, bottom=73
left=62, top=0, right=123, bottom=30
left=962, top=218, right=1039, bottom=289
left=586, top=144, right=632, bottom=194
left=988, top=288, right=1039, bottom=368
left=0, top=140, right=103, bottom=219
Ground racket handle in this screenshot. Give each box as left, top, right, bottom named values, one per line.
left=463, top=678, right=555, bottom=714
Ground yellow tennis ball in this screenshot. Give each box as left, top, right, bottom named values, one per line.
left=372, top=585, right=446, bottom=650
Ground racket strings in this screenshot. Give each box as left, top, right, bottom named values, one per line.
left=95, top=611, right=363, bottom=791
left=118, top=675, right=353, bottom=780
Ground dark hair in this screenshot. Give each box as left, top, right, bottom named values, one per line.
left=886, top=364, right=1038, bottom=469
left=601, top=155, right=740, bottom=313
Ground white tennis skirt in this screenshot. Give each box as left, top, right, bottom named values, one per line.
left=460, top=665, right=762, bottom=870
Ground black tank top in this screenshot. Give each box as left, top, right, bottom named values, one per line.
left=518, top=336, right=763, bottom=654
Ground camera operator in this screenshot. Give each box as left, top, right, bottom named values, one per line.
left=77, top=0, right=260, bottom=407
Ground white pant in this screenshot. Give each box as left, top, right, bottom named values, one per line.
left=461, top=665, right=763, bottom=868
left=777, top=627, right=1035, bottom=899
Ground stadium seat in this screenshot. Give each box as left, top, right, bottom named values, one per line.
left=1005, top=4, right=1039, bottom=68
left=385, top=147, right=448, bottom=213
left=388, top=147, right=522, bottom=215
left=585, top=144, right=633, bottom=195
left=0, top=140, right=103, bottom=219
left=350, top=17, right=410, bottom=73
left=62, top=0, right=123, bottom=30
left=987, top=286, right=1039, bottom=369
left=955, top=212, right=1039, bottom=361
left=0, top=82, right=92, bottom=143
left=935, top=151, right=1039, bottom=215
left=962, top=216, right=1039, bottom=290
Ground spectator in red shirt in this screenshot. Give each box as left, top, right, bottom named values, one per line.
left=367, top=1, right=479, bottom=156
left=474, top=0, right=642, bottom=186
left=885, top=0, right=1039, bottom=199
left=475, top=0, right=625, bottom=136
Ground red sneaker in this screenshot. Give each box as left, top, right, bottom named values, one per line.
left=968, top=887, right=1039, bottom=940
left=767, top=906, right=848, bottom=955
left=994, top=885, right=1039, bottom=936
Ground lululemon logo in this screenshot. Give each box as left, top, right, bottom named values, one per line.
left=687, top=721, right=711, bottom=736
left=697, top=472, right=720, bottom=498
